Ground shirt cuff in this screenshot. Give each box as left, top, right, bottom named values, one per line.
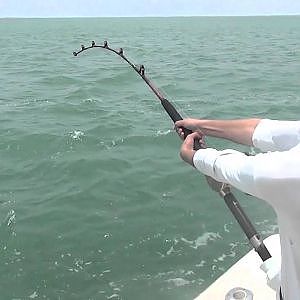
left=193, top=148, right=239, bottom=178
left=252, top=119, right=274, bottom=151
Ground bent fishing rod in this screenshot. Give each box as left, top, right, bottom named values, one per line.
left=73, top=41, right=271, bottom=262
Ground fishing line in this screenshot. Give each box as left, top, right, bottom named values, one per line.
left=73, top=40, right=271, bottom=262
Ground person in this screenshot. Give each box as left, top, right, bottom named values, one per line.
left=175, top=118, right=300, bottom=300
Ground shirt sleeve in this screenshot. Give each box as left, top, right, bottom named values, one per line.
left=252, top=119, right=300, bottom=152
left=193, top=146, right=300, bottom=209
left=193, top=148, right=259, bottom=197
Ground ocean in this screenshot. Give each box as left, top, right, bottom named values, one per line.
left=0, top=16, right=299, bottom=300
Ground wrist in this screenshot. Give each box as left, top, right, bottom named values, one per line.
left=180, top=147, right=196, bottom=167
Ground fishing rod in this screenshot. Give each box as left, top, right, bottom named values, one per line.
left=73, top=40, right=271, bottom=262
left=73, top=41, right=194, bottom=140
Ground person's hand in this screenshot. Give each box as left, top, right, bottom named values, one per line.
left=180, top=132, right=205, bottom=166
left=175, top=118, right=202, bottom=140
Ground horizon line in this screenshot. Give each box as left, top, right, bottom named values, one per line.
left=1, top=13, right=300, bottom=19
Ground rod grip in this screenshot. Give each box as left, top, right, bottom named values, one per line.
left=161, top=98, right=183, bottom=122
left=161, top=98, right=202, bottom=150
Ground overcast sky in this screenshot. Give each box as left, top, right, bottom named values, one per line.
left=1, top=0, right=300, bottom=17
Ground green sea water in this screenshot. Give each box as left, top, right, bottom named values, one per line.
left=0, top=16, right=299, bottom=300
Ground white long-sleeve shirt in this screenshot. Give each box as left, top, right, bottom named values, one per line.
left=193, top=119, right=300, bottom=300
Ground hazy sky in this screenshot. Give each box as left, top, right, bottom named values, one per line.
left=1, top=0, right=300, bottom=17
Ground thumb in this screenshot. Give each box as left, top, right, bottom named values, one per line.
left=188, top=131, right=202, bottom=140
left=183, top=132, right=201, bottom=147
left=184, top=133, right=196, bottom=147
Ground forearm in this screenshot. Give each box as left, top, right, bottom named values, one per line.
left=195, top=118, right=261, bottom=146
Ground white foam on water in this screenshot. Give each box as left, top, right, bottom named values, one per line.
left=166, top=277, right=190, bottom=287
left=181, top=232, right=221, bottom=249
left=69, top=130, right=84, bottom=140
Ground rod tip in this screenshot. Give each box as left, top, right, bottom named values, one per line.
left=73, top=51, right=78, bottom=56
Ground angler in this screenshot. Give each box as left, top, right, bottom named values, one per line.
left=73, top=41, right=291, bottom=300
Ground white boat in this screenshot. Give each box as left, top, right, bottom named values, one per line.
left=195, top=234, right=280, bottom=300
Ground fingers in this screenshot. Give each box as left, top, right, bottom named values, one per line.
left=187, top=131, right=202, bottom=140
left=180, top=132, right=203, bottom=166
left=175, top=126, right=185, bottom=140
left=175, top=118, right=199, bottom=131
left=175, top=124, right=204, bottom=139
left=174, top=125, right=204, bottom=143
left=183, top=132, right=197, bottom=147
left=182, top=132, right=204, bottom=151
left=175, top=120, right=190, bottom=133
left=175, top=119, right=204, bottom=139
left=175, top=123, right=206, bottom=148
left=179, top=131, right=206, bottom=166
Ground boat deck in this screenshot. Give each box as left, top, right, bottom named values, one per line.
left=195, top=234, right=280, bottom=300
